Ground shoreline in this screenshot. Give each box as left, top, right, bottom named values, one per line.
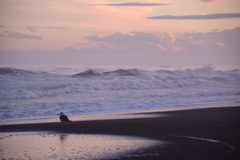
left=1, top=101, right=240, bottom=125
left=1, top=106, right=240, bottom=159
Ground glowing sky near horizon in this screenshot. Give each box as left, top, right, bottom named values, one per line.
left=0, top=0, right=240, bottom=66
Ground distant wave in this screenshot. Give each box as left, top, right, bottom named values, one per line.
left=0, top=67, right=58, bottom=77
left=72, top=65, right=240, bottom=80
left=0, top=68, right=35, bottom=75
left=2, top=66, right=239, bottom=82
left=72, top=69, right=151, bottom=79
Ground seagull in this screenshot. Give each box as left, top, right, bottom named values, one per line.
left=57, top=112, right=72, bottom=122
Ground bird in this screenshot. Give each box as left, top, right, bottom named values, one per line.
left=57, top=112, right=72, bottom=122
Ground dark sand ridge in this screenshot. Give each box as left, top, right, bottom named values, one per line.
left=1, top=106, right=240, bottom=160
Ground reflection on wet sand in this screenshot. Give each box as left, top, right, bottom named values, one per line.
left=59, top=134, right=68, bottom=142
left=0, top=132, right=166, bottom=160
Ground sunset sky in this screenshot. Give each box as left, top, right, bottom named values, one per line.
left=0, top=0, right=240, bottom=66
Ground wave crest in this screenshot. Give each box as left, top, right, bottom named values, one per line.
left=71, top=66, right=240, bottom=81
left=103, top=69, right=140, bottom=76
left=73, top=69, right=100, bottom=77
left=0, top=68, right=34, bottom=75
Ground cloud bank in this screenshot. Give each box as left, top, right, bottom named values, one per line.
left=1, top=28, right=239, bottom=65
left=148, top=13, right=240, bottom=20
left=84, top=27, right=240, bottom=55
left=0, top=30, right=42, bottom=40
left=93, top=2, right=173, bottom=6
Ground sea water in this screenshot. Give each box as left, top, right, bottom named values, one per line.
left=0, top=65, right=240, bottom=123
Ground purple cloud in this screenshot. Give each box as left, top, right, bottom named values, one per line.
left=26, top=26, right=75, bottom=32
left=92, top=2, right=173, bottom=6
left=147, top=13, right=240, bottom=20
left=1, top=30, right=42, bottom=40
left=0, top=25, right=7, bottom=28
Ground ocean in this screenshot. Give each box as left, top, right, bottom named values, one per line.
left=0, top=65, right=240, bottom=124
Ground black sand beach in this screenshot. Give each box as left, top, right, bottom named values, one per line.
left=1, top=106, right=240, bottom=160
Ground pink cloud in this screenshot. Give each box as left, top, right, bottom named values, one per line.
left=218, top=42, right=225, bottom=47
left=92, top=2, right=173, bottom=6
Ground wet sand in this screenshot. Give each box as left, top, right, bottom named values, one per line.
left=1, top=106, right=240, bottom=160
left=0, top=132, right=165, bottom=159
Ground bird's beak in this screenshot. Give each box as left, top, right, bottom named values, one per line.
left=57, top=113, right=60, bottom=115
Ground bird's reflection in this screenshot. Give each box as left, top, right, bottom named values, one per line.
left=59, top=134, right=68, bottom=142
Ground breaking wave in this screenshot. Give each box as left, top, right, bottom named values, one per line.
left=0, top=65, right=240, bottom=121
left=1, top=65, right=239, bottom=100
left=103, top=69, right=142, bottom=77
left=72, top=65, right=240, bottom=82
left=2, top=65, right=240, bottom=80
left=73, top=69, right=144, bottom=78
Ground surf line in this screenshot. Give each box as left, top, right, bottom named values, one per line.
left=172, top=135, right=235, bottom=152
